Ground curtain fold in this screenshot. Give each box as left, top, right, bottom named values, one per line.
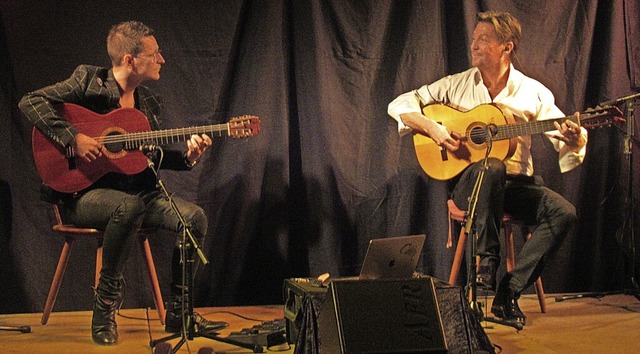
left=0, top=0, right=637, bottom=312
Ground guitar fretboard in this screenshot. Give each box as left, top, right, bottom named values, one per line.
left=470, top=110, right=612, bottom=143
left=101, top=123, right=232, bottom=150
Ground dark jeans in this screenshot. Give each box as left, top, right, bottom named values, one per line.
left=60, top=188, right=208, bottom=283
left=451, top=158, right=576, bottom=293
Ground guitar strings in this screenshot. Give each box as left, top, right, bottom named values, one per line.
left=96, top=115, right=258, bottom=147
left=463, top=111, right=607, bottom=142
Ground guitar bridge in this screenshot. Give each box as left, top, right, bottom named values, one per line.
left=437, top=121, right=448, bottom=162
left=65, top=146, right=77, bottom=170
left=440, top=146, right=448, bottom=161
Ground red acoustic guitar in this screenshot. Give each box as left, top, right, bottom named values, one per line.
left=32, top=103, right=260, bottom=193
left=414, top=103, right=622, bottom=180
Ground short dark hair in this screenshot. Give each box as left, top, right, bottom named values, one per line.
left=107, top=21, right=155, bottom=65
left=477, top=11, right=522, bottom=53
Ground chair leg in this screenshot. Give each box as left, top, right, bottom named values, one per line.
left=94, top=243, right=103, bottom=288
left=504, top=223, right=516, bottom=272
left=41, top=236, right=74, bottom=325
left=534, top=277, right=547, bottom=313
left=139, top=235, right=166, bottom=324
left=449, top=228, right=467, bottom=285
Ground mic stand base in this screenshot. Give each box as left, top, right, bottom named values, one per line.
left=472, top=292, right=524, bottom=331
left=145, top=151, right=261, bottom=352
left=148, top=244, right=263, bottom=353
left=150, top=324, right=263, bottom=353
left=555, top=286, right=640, bottom=303
left=0, top=325, right=31, bottom=333
left=480, top=315, right=524, bottom=331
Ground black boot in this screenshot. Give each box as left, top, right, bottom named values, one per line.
left=164, top=285, right=188, bottom=333
left=476, top=256, right=500, bottom=292
left=91, top=274, right=123, bottom=345
left=491, top=273, right=527, bottom=326
left=476, top=264, right=498, bottom=292
left=164, top=285, right=227, bottom=334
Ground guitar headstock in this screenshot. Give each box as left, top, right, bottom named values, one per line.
left=229, top=115, right=261, bottom=138
left=580, top=105, right=625, bottom=129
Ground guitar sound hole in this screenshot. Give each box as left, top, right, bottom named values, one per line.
left=103, top=132, right=125, bottom=153
left=104, top=142, right=125, bottom=153
left=469, top=127, right=487, bottom=144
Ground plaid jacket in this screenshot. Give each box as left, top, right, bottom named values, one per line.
left=19, top=65, right=192, bottom=201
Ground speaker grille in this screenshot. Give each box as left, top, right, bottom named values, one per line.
left=318, top=278, right=447, bottom=353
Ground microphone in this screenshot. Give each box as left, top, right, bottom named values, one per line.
left=598, top=92, right=640, bottom=106
left=486, top=123, right=498, bottom=137
left=139, top=144, right=160, bottom=154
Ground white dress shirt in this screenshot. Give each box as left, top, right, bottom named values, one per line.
left=387, top=65, right=587, bottom=176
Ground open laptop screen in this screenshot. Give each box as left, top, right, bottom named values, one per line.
left=358, top=234, right=426, bottom=280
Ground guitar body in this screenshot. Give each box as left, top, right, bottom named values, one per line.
left=32, top=103, right=260, bottom=193
left=32, top=104, right=153, bottom=193
left=413, top=103, right=516, bottom=180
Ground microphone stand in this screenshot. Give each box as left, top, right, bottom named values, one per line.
left=556, top=93, right=640, bottom=303
left=144, top=148, right=262, bottom=353
left=0, top=325, right=31, bottom=333
left=465, top=125, right=523, bottom=330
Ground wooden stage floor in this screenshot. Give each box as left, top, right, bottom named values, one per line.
left=1, top=293, right=639, bottom=353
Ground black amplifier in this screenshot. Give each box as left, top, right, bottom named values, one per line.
left=283, top=277, right=328, bottom=344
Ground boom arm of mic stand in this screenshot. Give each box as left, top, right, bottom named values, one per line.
left=464, top=129, right=493, bottom=313
left=155, top=178, right=208, bottom=265
left=462, top=130, right=523, bottom=330
left=146, top=153, right=209, bottom=265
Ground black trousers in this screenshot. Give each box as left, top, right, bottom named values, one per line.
left=451, top=158, right=576, bottom=293
left=60, top=188, right=208, bottom=283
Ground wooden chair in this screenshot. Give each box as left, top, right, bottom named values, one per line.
left=446, top=199, right=547, bottom=313
left=41, top=204, right=166, bottom=325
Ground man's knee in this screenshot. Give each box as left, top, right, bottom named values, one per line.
left=114, top=196, right=145, bottom=226
left=191, top=207, right=208, bottom=236
left=180, top=205, right=208, bottom=238
left=558, top=203, right=577, bottom=228
left=549, top=199, right=577, bottom=237
left=487, top=157, right=506, bottom=174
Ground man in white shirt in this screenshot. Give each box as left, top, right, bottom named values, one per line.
left=388, top=11, right=587, bottom=326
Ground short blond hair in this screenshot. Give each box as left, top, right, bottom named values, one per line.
left=477, top=11, right=522, bottom=53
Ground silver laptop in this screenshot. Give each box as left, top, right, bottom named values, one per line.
left=358, top=234, right=426, bottom=280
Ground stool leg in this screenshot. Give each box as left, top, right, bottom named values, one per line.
left=41, top=236, right=74, bottom=325
left=139, top=235, right=166, bottom=324
left=534, top=277, right=547, bottom=313
left=94, top=241, right=103, bottom=288
left=505, top=223, right=516, bottom=272
left=449, top=228, right=467, bottom=285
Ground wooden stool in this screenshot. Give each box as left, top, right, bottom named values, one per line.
left=446, top=199, right=547, bottom=313
left=41, top=204, right=166, bottom=325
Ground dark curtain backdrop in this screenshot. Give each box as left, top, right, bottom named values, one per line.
left=1, top=0, right=639, bottom=314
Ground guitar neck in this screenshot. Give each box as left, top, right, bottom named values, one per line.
left=494, top=115, right=580, bottom=140
left=104, top=123, right=231, bottom=150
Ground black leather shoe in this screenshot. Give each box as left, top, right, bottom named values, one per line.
left=491, top=276, right=526, bottom=326
left=165, top=309, right=227, bottom=334
left=194, top=313, right=228, bottom=333
left=476, top=265, right=497, bottom=292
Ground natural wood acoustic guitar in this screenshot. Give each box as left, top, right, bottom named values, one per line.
left=413, top=103, right=621, bottom=180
